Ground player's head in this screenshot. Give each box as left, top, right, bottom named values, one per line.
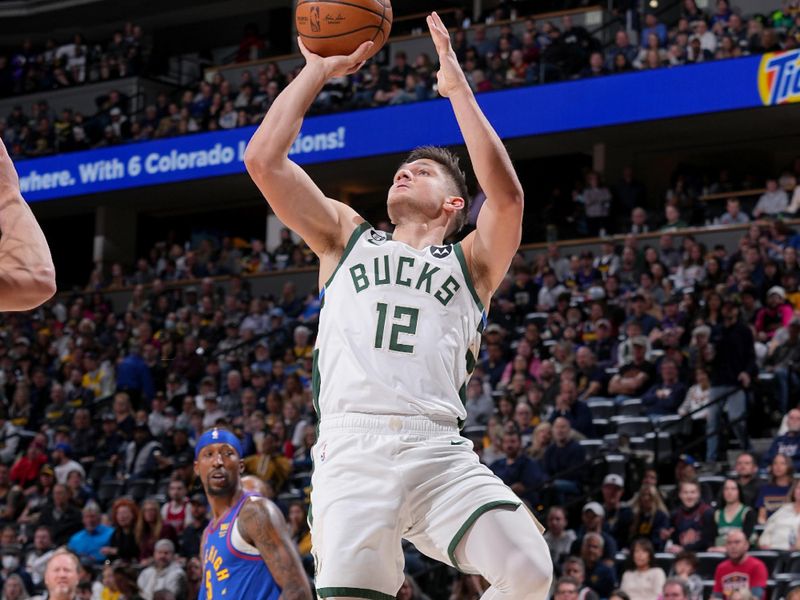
left=389, top=146, right=470, bottom=237
left=193, top=427, right=244, bottom=498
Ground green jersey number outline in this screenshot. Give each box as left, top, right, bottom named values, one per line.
left=375, top=303, right=419, bottom=353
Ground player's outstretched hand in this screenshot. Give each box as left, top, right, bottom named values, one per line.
left=427, top=11, right=470, bottom=98
left=298, top=37, right=373, bottom=79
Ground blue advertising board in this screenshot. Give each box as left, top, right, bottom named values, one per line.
left=15, top=51, right=797, bottom=203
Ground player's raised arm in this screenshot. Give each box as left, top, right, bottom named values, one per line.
left=0, top=140, right=56, bottom=311
left=426, top=12, right=523, bottom=303
left=237, top=497, right=312, bottom=600
left=243, top=41, right=373, bottom=260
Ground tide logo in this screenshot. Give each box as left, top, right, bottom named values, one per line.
left=758, top=49, right=800, bottom=105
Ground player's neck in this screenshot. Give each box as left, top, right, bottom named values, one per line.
left=392, top=222, right=446, bottom=250
left=208, top=488, right=244, bottom=521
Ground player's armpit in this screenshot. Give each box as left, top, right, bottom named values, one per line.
left=460, top=195, right=523, bottom=304
left=238, top=497, right=312, bottom=600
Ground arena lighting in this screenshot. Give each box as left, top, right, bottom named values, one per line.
left=649, top=0, right=659, bottom=8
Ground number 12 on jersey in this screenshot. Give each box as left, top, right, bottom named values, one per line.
left=374, top=303, right=419, bottom=353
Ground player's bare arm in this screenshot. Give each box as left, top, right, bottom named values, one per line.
left=243, top=41, right=372, bottom=281
left=0, top=140, right=56, bottom=311
left=427, top=11, right=524, bottom=306
left=237, top=496, right=312, bottom=600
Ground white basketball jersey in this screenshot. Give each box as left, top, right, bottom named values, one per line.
left=313, top=223, right=486, bottom=424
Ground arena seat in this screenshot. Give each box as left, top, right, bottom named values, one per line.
left=591, top=418, right=611, bottom=437
left=97, top=480, right=125, bottom=509
left=619, top=398, right=644, bottom=417
left=748, top=550, right=782, bottom=577
left=578, top=439, right=603, bottom=460
left=695, top=552, right=726, bottom=579
left=654, top=552, right=676, bottom=575
left=697, top=475, right=726, bottom=500
left=587, top=399, right=615, bottom=420
left=615, top=417, right=652, bottom=437
left=126, top=477, right=156, bottom=502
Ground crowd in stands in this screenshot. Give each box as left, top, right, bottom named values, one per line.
left=4, top=1, right=797, bottom=159
left=0, top=171, right=799, bottom=597
left=0, top=23, right=146, bottom=97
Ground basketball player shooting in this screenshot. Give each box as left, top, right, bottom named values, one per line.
left=244, top=11, right=552, bottom=600
left=195, top=428, right=312, bottom=600
left=0, top=139, right=56, bottom=311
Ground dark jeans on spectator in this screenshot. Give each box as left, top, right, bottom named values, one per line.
left=705, top=386, right=750, bottom=462
left=551, top=479, right=582, bottom=505
left=774, top=367, right=800, bottom=414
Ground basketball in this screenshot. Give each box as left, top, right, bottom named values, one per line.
left=296, top=0, right=392, bottom=60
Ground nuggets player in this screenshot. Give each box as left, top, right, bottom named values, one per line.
left=195, top=428, right=312, bottom=600
left=244, top=12, right=552, bottom=600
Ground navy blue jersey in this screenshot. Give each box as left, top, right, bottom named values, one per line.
left=200, top=493, right=281, bottom=600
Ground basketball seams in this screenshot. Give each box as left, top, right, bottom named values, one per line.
left=298, top=24, right=383, bottom=40
left=296, top=0, right=385, bottom=20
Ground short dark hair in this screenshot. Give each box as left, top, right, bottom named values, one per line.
left=402, top=146, right=470, bottom=236
left=555, top=576, right=580, bottom=592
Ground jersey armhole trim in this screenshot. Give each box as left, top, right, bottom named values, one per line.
left=447, top=500, right=520, bottom=572
left=453, top=242, right=485, bottom=314
left=323, top=221, right=372, bottom=290
left=317, top=588, right=396, bottom=600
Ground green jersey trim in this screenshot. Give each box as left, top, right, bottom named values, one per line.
left=323, top=221, right=372, bottom=290
left=453, top=242, right=485, bottom=313
left=447, top=500, right=521, bottom=571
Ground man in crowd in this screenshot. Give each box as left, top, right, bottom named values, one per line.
left=489, top=428, right=544, bottom=507
left=66, top=502, right=112, bottom=564
left=38, top=550, right=80, bottom=600
left=761, top=408, right=800, bottom=471
left=599, top=474, right=633, bottom=549
left=706, top=300, right=755, bottom=463
left=136, top=539, right=186, bottom=600
left=711, top=530, right=768, bottom=599
left=732, top=452, right=760, bottom=507
left=543, top=417, right=586, bottom=504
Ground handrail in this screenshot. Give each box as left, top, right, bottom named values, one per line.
left=538, top=385, right=746, bottom=511
left=518, top=218, right=800, bottom=252
left=699, top=188, right=767, bottom=203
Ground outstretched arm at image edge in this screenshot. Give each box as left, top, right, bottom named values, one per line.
left=0, top=140, right=56, bottom=311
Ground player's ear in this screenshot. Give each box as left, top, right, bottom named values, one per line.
left=444, top=196, right=465, bottom=213
left=239, top=460, right=244, bottom=475
left=193, top=461, right=199, bottom=477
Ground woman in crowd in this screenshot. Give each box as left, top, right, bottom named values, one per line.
left=758, top=480, right=800, bottom=550
left=1, top=575, right=28, bottom=600
left=528, top=422, right=553, bottom=461
left=629, top=484, right=671, bottom=550
left=104, top=498, right=139, bottom=562
left=709, top=479, right=756, bottom=550
left=134, top=498, right=177, bottom=565
left=756, top=453, right=794, bottom=523
left=620, top=538, right=666, bottom=600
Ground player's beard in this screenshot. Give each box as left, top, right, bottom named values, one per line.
left=206, top=471, right=236, bottom=496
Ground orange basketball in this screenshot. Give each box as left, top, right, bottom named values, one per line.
left=296, top=0, right=392, bottom=60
